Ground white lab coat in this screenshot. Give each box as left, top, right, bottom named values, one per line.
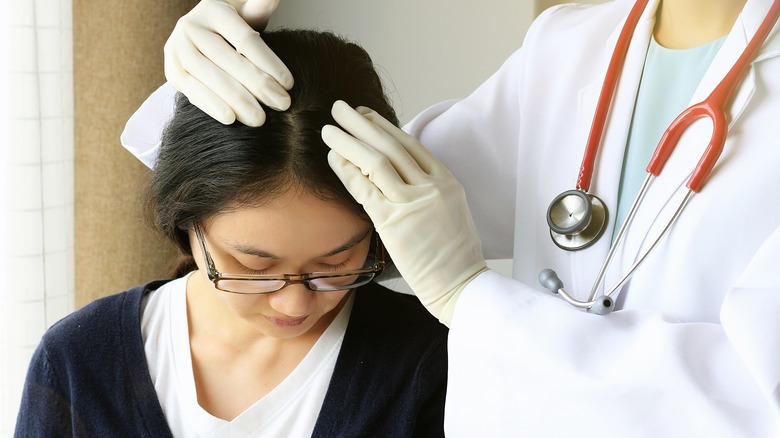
left=403, top=0, right=780, bottom=436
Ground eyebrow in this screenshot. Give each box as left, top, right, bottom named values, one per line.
left=225, top=228, right=373, bottom=259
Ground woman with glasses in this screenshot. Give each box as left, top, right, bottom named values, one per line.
left=15, top=29, right=448, bottom=437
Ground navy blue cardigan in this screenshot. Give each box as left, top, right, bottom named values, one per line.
left=15, top=280, right=448, bottom=437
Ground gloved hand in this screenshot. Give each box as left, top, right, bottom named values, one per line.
left=164, top=0, right=293, bottom=127
left=323, top=101, right=489, bottom=326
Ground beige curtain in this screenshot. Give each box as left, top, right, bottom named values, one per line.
left=73, top=0, right=197, bottom=308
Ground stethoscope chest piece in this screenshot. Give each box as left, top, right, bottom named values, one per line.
left=547, top=190, right=608, bottom=251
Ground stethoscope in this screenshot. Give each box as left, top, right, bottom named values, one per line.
left=540, top=0, right=780, bottom=314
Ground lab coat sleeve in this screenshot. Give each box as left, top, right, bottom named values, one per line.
left=403, top=47, right=526, bottom=260
left=119, top=83, right=178, bottom=169
left=445, top=228, right=780, bottom=436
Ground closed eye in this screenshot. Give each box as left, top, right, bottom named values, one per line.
left=320, top=258, right=353, bottom=272
left=232, top=258, right=355, bottom=276
left=234, top=264, right=271, bottom=276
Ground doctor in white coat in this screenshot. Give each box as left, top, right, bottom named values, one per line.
left=122, top=0, right=780, bottom=435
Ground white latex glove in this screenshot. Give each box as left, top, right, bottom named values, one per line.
left=164, top=0, right=293, bottom=127
left=323, top=101, right=489, bottom=326
left=235, top=0, right=280, bottom=29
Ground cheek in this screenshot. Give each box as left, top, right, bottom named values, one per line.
left=214, top=289, right=351, bottom=319
left=216, top=292, right=268, bottom=315
left=315, top=291, right=351, bottom=315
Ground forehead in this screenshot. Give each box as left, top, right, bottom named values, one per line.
left=206, top=190, right=371, bottom=255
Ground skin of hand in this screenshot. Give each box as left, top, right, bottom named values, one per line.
left=164, top=0, right=293, bottom=127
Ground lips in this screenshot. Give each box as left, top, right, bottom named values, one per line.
left=267, top=316, right=308, bottom=327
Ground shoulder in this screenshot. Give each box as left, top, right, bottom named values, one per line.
left=532, top=0, right=631, bottom=30
left=39, top=280, right=171, bottom=361
left=524, top=0, right=632, bottom=54
left=350, top=282, right=448, bottom=341
left=344, top=282, right=448, bottom=382
left=534, top=0, right=628, bottom=24
left=20, top=280, right=176, bottom=437
left=514, top=0, right=639, bottom=109
left=316, top=284, right=448, bottom=437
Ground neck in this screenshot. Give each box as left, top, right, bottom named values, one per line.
left=654, top=0, right=747, bottom=48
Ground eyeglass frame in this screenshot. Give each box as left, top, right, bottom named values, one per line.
left=193, top=224, right=386, bottom=294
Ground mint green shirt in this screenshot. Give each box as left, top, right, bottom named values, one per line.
left=613, top=36, right=726, bottom=238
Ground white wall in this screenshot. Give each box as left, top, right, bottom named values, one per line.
left=271, top=1, right=534, bottom=125
left=537, top=0, right=606, bottom=15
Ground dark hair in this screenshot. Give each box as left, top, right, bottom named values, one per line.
left=146, top=29, right=398, bottom=262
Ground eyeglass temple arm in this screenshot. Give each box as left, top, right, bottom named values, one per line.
left=194, top=224, right=219, bottom=279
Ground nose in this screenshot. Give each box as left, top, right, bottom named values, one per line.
left=268, top=283, right=312, bottom=318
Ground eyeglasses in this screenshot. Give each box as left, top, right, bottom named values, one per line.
left=194, top=224, right=385, bottom=294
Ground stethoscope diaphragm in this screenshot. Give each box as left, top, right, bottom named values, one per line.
left=547, top=190, right=608, bottom=251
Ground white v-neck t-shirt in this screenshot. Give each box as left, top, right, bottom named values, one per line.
left=140, top=274, right=354, bottom=437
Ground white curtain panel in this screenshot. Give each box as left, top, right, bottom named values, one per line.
left=1, top=0, right=74, bottom=434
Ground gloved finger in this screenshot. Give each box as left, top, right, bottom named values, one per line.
left=188, top=28, right=291, bottom=112
left=169, top=41, right=267, bottom=126
left=322, top=124, right=411, bottom=202
left=327, top=151, right=391, bottom=218
left=204, top=1, right=294, bottom=91
left=331, top=101, right=429, bottom=185
left=167, top=67, right=239, bottom=125
left=355, top=106, right=447, bottom=177
left=236, top=0, right=281, bottom=30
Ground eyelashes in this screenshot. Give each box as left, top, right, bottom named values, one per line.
left=237, top=265, right=270, bottom=276
left=234, top=257, right=354, bottom=275
left=323, top=258, right=353, bottom=272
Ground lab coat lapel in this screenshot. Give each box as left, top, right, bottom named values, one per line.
left=570, top=0, right=660, bottom=298
left=608, top=0, right=780, bottom=295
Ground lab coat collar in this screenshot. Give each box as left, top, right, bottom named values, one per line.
left=744, top=0, right=780, bottom=62
left=690, top=0, right=780, bottom=106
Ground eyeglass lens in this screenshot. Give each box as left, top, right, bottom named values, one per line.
left=216, top=272, right=377, bottom=294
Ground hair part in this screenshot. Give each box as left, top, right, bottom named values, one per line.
left=145, top=29, right=398, bottom=257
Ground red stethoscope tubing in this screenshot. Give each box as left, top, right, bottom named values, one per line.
left=577, top=0, right=649, bottom=192
left=650, top=0, right=780, bottom=192
left=576, top=0, right=780, bottom=194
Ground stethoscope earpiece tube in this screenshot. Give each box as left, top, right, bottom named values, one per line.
left=538, top=269, right=615, bottom=314
left=539, top=269, right=564, bottom=293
